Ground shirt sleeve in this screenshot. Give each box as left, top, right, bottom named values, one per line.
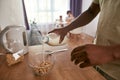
left=93, top=0, right=99, bottom=4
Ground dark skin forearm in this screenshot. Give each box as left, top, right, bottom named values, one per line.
left=64, top=2, right=100, bottom=32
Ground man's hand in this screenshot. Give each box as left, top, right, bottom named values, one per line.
left=49, top=28, right=68, bottom=43
left=71, top=44, right=115, bottom=68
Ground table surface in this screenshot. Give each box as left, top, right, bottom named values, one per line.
left=0, top=43, right=107, bottom=80
left=0, top=45, right=105, bottom=80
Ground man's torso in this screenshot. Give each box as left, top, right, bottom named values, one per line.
left=93, top=0, right=120, bottom=79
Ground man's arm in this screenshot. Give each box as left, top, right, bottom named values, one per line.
left=64, top=2, right=100, bottom=32
left=49, top=2, right=100, bottom=43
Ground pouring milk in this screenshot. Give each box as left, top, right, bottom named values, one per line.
left=42, top=33, right=67, bottom=46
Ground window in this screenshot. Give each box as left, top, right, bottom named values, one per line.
left=24, top=0, right=70, bottom=24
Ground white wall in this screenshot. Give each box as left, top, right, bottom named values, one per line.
left=82, top=0, right=99, bottom=37
left=0, top=0, right=25, bottom=30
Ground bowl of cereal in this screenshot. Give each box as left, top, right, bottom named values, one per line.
left=28, top=51, right=55, bottom=76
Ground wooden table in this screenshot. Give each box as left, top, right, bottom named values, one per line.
left=0, top=43, right=107, bottom=80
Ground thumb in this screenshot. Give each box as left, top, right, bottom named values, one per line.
left=79, top=60, right=91, bottom=68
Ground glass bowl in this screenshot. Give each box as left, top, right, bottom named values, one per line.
left=28, top=51, right=55, bottom=76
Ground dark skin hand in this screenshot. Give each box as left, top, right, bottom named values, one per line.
left=48, top=28, right=68, bottom=43
left=71, top=44, right=116, bottom=68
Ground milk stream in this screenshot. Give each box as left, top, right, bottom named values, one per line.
left=37, top=34, right=45, bottom=63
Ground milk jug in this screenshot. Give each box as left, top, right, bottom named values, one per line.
left=42, top=33, right=67, bottom=46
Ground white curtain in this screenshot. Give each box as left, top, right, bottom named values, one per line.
left=0, top=0, right=25, bottom=29
left=24, top=0, right=70, bottom=24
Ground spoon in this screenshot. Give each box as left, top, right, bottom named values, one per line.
left=45, top=48, right=68, bottom=55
